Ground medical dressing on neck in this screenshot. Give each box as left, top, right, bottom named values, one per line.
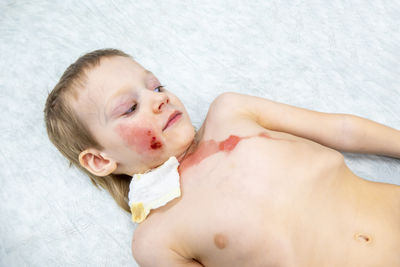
left=128, top=156, right=181, bottom=223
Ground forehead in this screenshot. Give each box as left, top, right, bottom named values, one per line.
left=78, top=56, right=147, bottom=102
left=71, top=56, right=147, bottom=122
left=86, top=56, right=145, bottom=90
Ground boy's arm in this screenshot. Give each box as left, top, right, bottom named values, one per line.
left=135, top=256, right=203, bottom=267
left=215, top=92, right=400, bottom=158
left=338, top=114, right=400, bottom=158
left=132, top=242, right=204, bottom=267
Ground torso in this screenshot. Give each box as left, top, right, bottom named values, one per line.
left=133, top=108, right=400, bottom=267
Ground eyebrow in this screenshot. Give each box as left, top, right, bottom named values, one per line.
left=104, top=70, right=153, bottom=122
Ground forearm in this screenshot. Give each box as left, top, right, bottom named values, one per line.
left=340, top=114, right=400, bottom=158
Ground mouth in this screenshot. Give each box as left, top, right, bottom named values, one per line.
left=163, top=111, right=182, bottom=131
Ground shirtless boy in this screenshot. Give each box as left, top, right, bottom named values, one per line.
left=44, top=49, right=400, bottom=266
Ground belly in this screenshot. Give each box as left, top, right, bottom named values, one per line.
left=171, top=137, right=400, bottom=266
left=290, top=170, right=400, bottom=266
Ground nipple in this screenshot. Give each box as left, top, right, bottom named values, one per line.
left=214, top=233, right=228, bottom=249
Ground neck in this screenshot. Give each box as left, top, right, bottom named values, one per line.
left=177, top=126, right=203, bottom=163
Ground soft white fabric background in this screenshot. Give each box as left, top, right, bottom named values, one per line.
left=0, top=1, right=399, bottom=266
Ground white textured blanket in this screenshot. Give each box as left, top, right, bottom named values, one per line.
left=0, top=1, right=399, bottom=266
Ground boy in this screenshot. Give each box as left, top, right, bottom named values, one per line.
left=45, top=49, right=400, bottom=266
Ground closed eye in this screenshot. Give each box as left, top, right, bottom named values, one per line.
left=154, top=85, right=165, bottom=93
left=123, top=103, right=137, bottom=115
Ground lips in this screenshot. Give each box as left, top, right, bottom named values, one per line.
left=163, top=111, right=182, bottom=131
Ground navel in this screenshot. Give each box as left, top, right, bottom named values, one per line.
left=354, top=233, right=373, bottom=244
left=214, top=233, right=228, bottom=249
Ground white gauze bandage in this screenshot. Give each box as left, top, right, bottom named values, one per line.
left=128, top=156, right=181, bottom=223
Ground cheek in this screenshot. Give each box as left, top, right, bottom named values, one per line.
left=115, top=124, right=163, bottom=153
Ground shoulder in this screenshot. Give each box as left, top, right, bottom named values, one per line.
left=207, top=92, right=250, bottom=119
left=132, top=223, right=196, bottom=266
left=131, top=214, right=183, bottom=265
left=131, top=223, right=164, bottom=266
left=203, top=92, right=264, bottom=138
left=207, top=92, right=272, bottom=123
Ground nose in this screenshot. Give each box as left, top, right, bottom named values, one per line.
left=152, top=92, right=169, bottom=113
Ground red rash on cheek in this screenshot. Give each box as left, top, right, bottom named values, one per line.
left=115, top=124, right=162, bottom=153
left=150, top=136, right=162, bottom=149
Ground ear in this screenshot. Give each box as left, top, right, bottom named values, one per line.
left=79, top=148, right=117, bottom=177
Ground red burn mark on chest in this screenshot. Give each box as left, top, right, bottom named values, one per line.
left=258, top=132, right=271, bottom=139
left=179, top=132, right=274, bottom=174
left=115, top=124, right=162, bottom=153
left=179, top=135, right=243, bottom=174
left=178, top=139, right=219, bottom=174
left=218, top=135, right=241, bottom=151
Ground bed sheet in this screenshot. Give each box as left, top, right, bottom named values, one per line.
left=0, top=1, right=399, bottom=266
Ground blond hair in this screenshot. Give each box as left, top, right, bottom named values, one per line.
left=44, top=48, right=132, bottom=212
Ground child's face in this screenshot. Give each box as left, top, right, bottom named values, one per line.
left=72, top=56, right=195, bottom=175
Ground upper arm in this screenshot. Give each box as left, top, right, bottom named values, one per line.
left=132, top=237, right=203, bottom=267
left=211, top=92, right=346, bottom=149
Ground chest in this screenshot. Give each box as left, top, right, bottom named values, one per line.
left=167, top=137, right=342, bottom=265
left=180, top=135, right=339, bottom=207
